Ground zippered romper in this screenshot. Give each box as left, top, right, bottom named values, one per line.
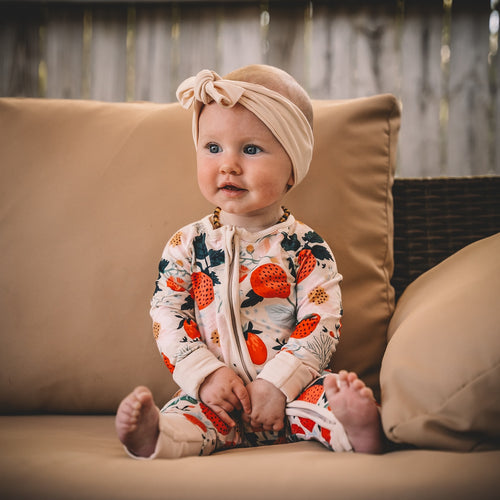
left=146, top=213, right=353, bottom=458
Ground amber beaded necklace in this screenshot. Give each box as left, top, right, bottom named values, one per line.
left=212, top=206, right=290, bottom=229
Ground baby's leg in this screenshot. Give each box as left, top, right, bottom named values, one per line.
left=158, top=393, right=243, bottom=457
left=287, top=377, right=352, bottom=452
left=116, top=387, right=245, bottom=459
left=115, top=386, right=160, bottom=458
left=324, top=371, right=382, bottom=454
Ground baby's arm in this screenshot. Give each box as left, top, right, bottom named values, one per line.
left=256, top=230, right=343, bottom=403
left=151, top=228, right=227, bottom=399
left=199, top=366, right=251, bottom=428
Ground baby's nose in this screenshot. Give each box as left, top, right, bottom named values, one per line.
left=219, top=159, right=242, bottom=175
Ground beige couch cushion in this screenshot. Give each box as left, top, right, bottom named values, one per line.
left=0, top=95, right=399, bottom=412
left=288, top=97, right=399, bottom=398
left=2, top=415, right=500, bottom=500
left=381, top=233, right=500, bottom=451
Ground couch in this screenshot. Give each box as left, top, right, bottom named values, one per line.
left=1, top=95, right=499, bottom=500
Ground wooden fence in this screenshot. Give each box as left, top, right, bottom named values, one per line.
left=1, top=0, right=499, bottom=178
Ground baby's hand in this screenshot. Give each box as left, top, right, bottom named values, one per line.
left=243, top=379, right=286, bottom=432
left=199, top=366, right=251, bottom=428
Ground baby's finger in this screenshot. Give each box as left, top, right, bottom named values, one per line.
left=223, top=392, right=242, bottom=412
left=240, top=411, right=251, bottom=424
left=233, top=384, right=252, bottom=415
left=212, top=405, right=236, bottom=428
left=272, top=419, right=285, bottom=432
left=217, top=395, right=237, bottom=414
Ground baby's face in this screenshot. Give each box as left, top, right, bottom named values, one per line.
left=197, top=103, right=293, bottom=228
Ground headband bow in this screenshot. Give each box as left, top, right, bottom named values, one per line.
left=176, top=70, right=313, bottom=187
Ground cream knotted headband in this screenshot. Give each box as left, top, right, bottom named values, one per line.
left=176, top=69, right=314, bottom=186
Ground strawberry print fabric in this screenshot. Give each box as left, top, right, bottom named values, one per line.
left=149, top=374, right=352, bottom=458
left=150, top=213, right=343, bottom=401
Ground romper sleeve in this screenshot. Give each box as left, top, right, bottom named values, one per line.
left=150, top=227, right=225, bottom=398
left=256, top=229, right=342, bottom=402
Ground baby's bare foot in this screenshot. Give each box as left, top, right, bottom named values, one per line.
left=324, top=371, right=382, bottom=454
left=115, top=386, right=160, bottom=458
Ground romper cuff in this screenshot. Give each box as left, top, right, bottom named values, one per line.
left=256, top=352, right=318, bottom=402
left=173, top=347, right=226, bottom=399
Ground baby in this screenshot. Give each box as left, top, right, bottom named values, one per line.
left=115, top=65, right=382, bottom=458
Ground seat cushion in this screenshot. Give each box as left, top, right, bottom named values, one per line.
left=1, top=415, right=499, bottom=500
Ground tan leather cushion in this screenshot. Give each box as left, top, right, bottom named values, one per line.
left=2, top=416, right=500, bottom=500
left=381, top=234, right=500, bottom=451
left=0, top=95, right=399, bottom=412
left=288, top=97, right=399, bottom=398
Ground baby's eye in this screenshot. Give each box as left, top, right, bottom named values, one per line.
left=244, top=144, right=262, bottom=155
left=207, top=143, right=221, bottom=154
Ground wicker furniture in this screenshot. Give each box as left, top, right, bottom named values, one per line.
left=392, top=176, right=500, bottom=300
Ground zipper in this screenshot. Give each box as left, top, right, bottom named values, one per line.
left=226, top=227, right=254, bottom=383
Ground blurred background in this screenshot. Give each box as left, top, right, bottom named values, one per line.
left=1, top=0, right=499, bottom=177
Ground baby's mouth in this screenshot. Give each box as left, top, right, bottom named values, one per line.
left=220, top=183, right=245, bottom=192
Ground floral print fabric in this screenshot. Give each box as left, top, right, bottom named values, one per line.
left=154, top=374, right=352, bottom=458
left=151, top=213, right=343, bottom=401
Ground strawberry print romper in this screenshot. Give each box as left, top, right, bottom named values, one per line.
left=146, top=213, right=353, bottom=459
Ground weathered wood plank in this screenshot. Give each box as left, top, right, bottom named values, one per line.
left=398, top=2, right=443, bottom=177
left=265, top=3, right=309, bottom=87
left=134, top=4, right=176, bottom=102
left=495, top=41, right=500, bottom=175
left=45, top=5, right=85, bottom=99
left=175, top=4, right=220, bottom=86
left=0, top=4, right=42, bottom=97
left=218, top=4, right=263, bottom=76
left=309, top=4, right=399, bottom=100
left=347, top=5, right=399, bottom=98
left=307, top=3, right=333, bottom=98
left=89, top=5, right=128, bottom=101
left=489, top=8, right=499, bottom=175
left=446, top=7, right=491, bottom=176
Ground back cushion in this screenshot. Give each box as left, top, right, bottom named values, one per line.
left=0, top=95, right=399, bottom=412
